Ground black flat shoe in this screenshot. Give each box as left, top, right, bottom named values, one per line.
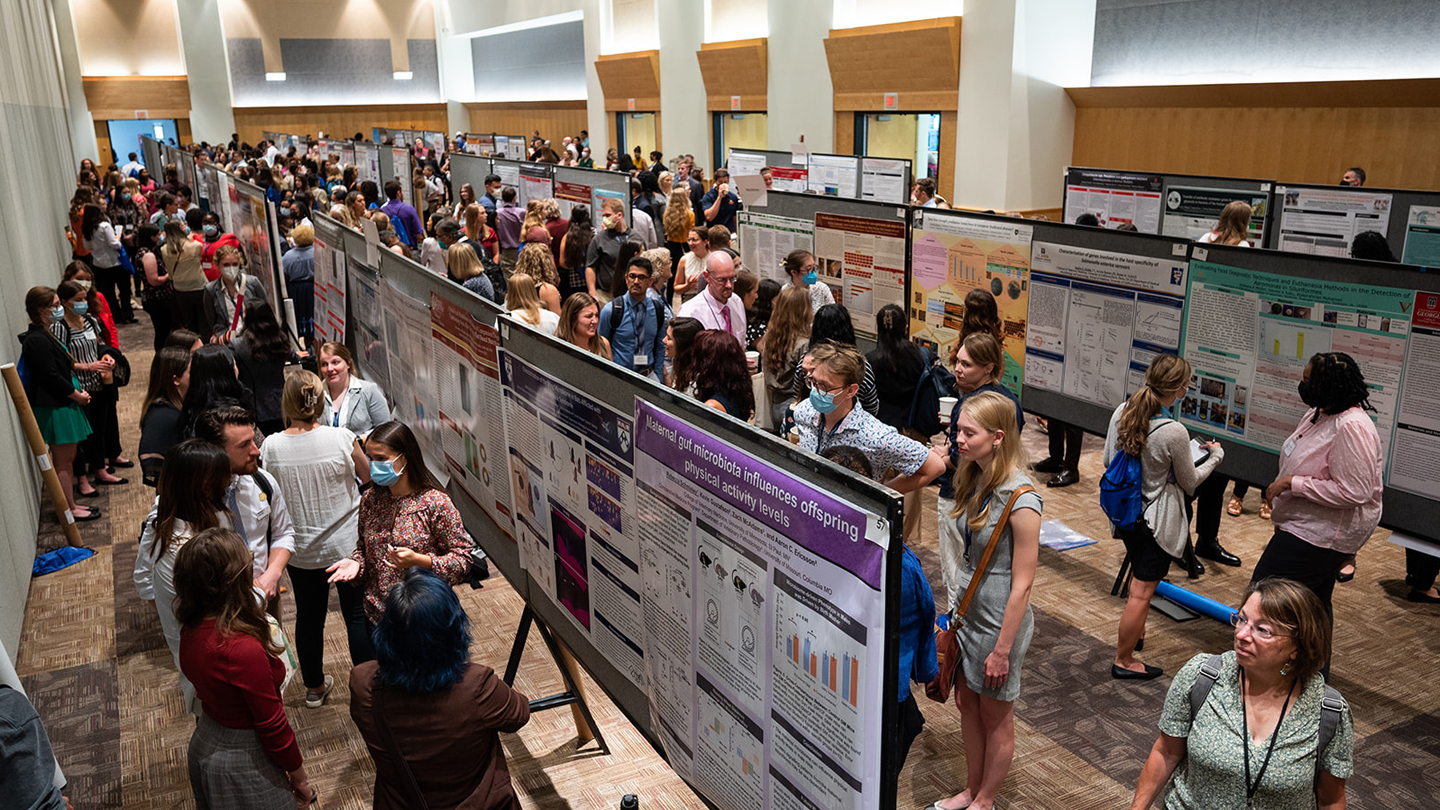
left=1406, top=589, right=1440, bottom=604
left=95, top=477, right=128, bottom=486
left=74, top=508, right=102, bottom=522
left=77, top=488, right=100, bottom=498
left=109, top=459, right=135, bottom=469
left=1111, top=663, right=1163, bottom=680
left=1047, top=468, right=1079, bottom=488
left=1032, top=457, right=1064, bottom=474
left=1336, top=564, right=1356, bottom=583
left=1195, top=537, right=1241, bottom=567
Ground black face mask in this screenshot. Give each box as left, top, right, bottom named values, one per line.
left=1297, top=379, right=1320, bottom=407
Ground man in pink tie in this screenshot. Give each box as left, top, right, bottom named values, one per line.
left=678, top=251, right=746, bottom=347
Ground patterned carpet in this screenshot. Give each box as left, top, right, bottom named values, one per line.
left=14, top=318, right=1440, bottom=809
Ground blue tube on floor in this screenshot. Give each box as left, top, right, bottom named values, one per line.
left=1155, top=581, right=1235, bottom=623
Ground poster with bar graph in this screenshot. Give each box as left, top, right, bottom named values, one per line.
left=1180, top=259, right=1412, bottom=455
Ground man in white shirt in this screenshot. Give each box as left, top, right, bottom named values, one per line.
left=422, top=164, right=446, bottom=218
left=678, top=251, right=746, bottom=347
left=120, top=152, right=144, bottom=179
left=264, top=140, right=281, bottom=168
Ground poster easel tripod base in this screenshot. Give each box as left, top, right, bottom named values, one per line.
left=502, top=605, right=610, bottom=754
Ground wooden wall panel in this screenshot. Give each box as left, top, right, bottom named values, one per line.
left=697, top=39, right=768, bottom=111
left=595, top=51, right=662, bottom=112
left=83, top=76, right=190, bottom=120
left=466, top=102, right=588, bottom=144
left=1072, top=105, right=1440, bottom=190
left=824, top=17, right=960, bottom=112
left=231, top=104, right=447, bottom=148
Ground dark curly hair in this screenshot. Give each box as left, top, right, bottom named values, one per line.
left=690, top=330, right=754, bottom=421
left=1306, top=351, right=1374, bottom=418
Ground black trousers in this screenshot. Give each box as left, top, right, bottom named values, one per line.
left=1251, top=529, right=1350, bottom=672
left=884, top=693, right=926, bottom=787
left=174, top=289, right=207, bottom=338
left=94, top=263, right=134, bottom=321
left=142, top=297, right=179, bottom=351
left=78, top=386, right=121, bottom=474
left=286, top=566, right=336, bottom=689
left=339, top=580, right=377, bottom=665
left=1047, top=420, right=1083, bottom=471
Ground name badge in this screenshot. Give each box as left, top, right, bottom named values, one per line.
left=634, top=354, right=649, bottom=366
left=1282, top=438, right=1296, bottom=456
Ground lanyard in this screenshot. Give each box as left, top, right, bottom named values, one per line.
left=1240, top=670, right=1294, bottom=808
left=961, top=494, right=994, bottom=561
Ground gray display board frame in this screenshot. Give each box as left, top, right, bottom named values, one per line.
left=449, top=152, right=493, bottom=203
left=1267, top=180, right=1440, bottom=261
left=552, top=164, right=633, bottom=226
left=726, top=148, right=795, bottom=173
left=1063, top=165, right=1276, bottom=244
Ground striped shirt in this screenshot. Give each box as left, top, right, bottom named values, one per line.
left=52, top=316, right=101, bottom=391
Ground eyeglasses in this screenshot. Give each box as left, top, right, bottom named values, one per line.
left=805, top=375, right=846, bottom=396
left=626, top=272, right=651, bottom=281
left=711, top=275, right=736, bottom=287
left=1229, top=612, right=1289, bottom=641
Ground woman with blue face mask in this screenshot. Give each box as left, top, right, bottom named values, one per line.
left=781, top=249, right=835, bottom=314
left=21, top=286, right=98, bottom=522
left=328, top=421, right=476, bottom=665
left=53, top=279, right=127, bottom=499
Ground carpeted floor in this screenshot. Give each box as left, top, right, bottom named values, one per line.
left=15, top=317, right=1440, bottom=809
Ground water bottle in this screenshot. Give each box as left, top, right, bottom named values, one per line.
left=620, top=795, right=638, bottom=810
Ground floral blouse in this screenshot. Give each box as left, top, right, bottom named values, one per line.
left=350, top=486, right=474, bottom=622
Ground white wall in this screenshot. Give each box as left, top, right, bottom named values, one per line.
left=767, top=0, right=834, bottom=153
left=0, top=0, right=84, bottom=665
left=658, top=0, right=706, bottom=159
left=175, top=0, right=235, bottom=144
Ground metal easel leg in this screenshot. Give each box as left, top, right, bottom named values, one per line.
left=501, top=605, right=610, bottom=754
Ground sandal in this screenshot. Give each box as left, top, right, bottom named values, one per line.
left=1226, top=496, right=1243, bottom=516
left=1258, top=501, right=1272, bottom=520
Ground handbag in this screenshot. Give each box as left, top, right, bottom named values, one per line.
left=925, top=484, right=1035, bottom=703
left=371, top=674, right=432, bottom=810
left=265, top=613, right=299, bottom=693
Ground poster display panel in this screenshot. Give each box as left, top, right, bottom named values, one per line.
left=311, top=216, right=347, bottom=345
left=1401, top=205, right=1440, bottom=266
left=812, top=213, right=907, bottom=339
left=1064, top=169, right=1163, bottom=232
left=1274, top=186, right=1391, bottom=256
left=737, top=213, right=815, bottom=286
left=356, top=143, right=381, bottom=183
left=349, top=261, right=390, bottom=392
left=519, top=164, right=554, bottom=207
left=1161, top=185, right=1269, bottom=243
left=380, top=281, right=445, bottom=484
left=229, top=180, right=279, bottom=310
left=910, top=211, right=1031, bottom=394
left=728, top=150, right=768, bottom=178
left=807, top=155, right=860, bottom=199
left=390, top=148, right=413, bottom=208
left=505, top=137, right=526, bottom=160
left=1024, top=241, right=1188, bottom=409
left=431, top=294, right=514, bottom=531
left=1180, top=258, right=1410, bottom=455
left=493, top=160, right=521, bottom=193
left=554, top=180, right=593, bottom=220
left=859, top=158, right=908, bottom=205
left=1390, top=291, right=1440, bottom=498
left=633, top=400, right=890, bottom=810
left=768, top=167, right=807, bottom=193
left=500, top=350, right=647, bottom=689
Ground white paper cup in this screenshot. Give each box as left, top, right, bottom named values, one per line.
left=938, top=396, right=958, bottom=423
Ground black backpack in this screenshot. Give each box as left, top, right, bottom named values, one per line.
left=606, top=295, right=665, bottom=355
left=907, top=347, right=958, bottom=436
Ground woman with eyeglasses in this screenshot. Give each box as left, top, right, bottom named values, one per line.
left=1130, top=577, right=1352, bottom=810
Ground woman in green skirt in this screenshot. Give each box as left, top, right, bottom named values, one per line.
left=21, top=286, right=99, bottom=521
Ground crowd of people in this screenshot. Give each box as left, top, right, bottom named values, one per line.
left=21, top=144, right=1420, bottom=810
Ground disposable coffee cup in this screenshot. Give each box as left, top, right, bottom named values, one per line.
left=938, top=396, right=958, bottom=423
left=787, top=427, right=801, bottom=445
left=745, top=350, right=760, bottom=372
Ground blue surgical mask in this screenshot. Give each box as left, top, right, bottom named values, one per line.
left=809, top=388, right=838, bottom=414
left=50, top=306, right=65, bottom=321
left=369, top=456, right=405, bottom=486
left=71, top=301, right=88, bottom=316
left=803, top=270, right=818, bottom=285
left=203, top=224, right=219, bottom=237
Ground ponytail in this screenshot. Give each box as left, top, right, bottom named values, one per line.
left=1117, top=354, right=1191, bottom=455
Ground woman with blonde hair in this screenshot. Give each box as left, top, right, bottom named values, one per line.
left=464, top=202, right=498, bottom=260
left=759, top=286, right=812, bottom=428
left=1198, top=200, right=1253, bottom=247
left=662, top=187, right=695, bottom=280
left=514, top=243, right=563, bottom=312
left=448, top=243, right=496, bottom=302
left=505, top=272, right=561, bottom=335
left=925, top=391, right=1041, bottom=810
left=1104, top=354, right=1224, bottom=680
left=521, top=199, right=546, bottom=236
left=557, top=292, right=611, bottom=359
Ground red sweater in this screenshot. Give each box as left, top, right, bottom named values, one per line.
left=180, top=619, right=302, bottom=772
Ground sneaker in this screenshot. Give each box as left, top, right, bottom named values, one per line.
left=305, top=675, right=334, bottom=708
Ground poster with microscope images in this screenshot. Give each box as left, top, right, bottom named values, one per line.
left=380, top=282, right=446, bottom=486
left=500, top=349, right=645, bottom=688
left=634, top=400, right=890, bottom=810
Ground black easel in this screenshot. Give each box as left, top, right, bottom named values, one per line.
left=1112, top=553, right=1133, bottom=598
left=502, top=606, right=610, bottom=754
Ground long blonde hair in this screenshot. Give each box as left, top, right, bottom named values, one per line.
left=515, top=243, right=559, bottom=287
left=463, top=202, right=488, bottom=242
left=521, top=200, right=546, bottom=234
left=1117, top=354, right=1191, bottom=456
left=763, top=286, right=812, bottom=373
left=506, top=272, right=543, bottom=325
left=662, top=187, right=692, bottom=235
left=448, top=243, right=484, bottom=282
left=949, top=391, right=1027, bottom=536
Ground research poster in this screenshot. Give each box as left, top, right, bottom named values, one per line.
left=910, top=211, right=1031, bottom=395
left=1401, top=205, right=1440, bottom=267
left=1389, top=291, right=1440, bottom=498
left=1274, top=186, right=1391, bottom=256
left=1161, top=185, right=1270, bottom=243
left=311, top=217, right=347, bottom=345
left=728, top=150, right=769, bottom=179
left=390, top=148, right=413, bottom=209
left=349, top=260, right=390, bottom=393
left=634, top=400, right=890, bottom=810
left=1025, top=242, right=1188, bottom=408
left=500, top=350, right=646, bottom=689
left=230, top=184, right=279, bottom=310
left=505, top=138, right=526, bottom=161
left=554, top=180, right=593, bottom=220
left=1064, top=169, right=1163, bottom=232
left=381, top=284, right=446, bottom=485
left=738, top=213, right=815, bottom=287
left=430, top=293, right=513, bottom=532
left=813, top=213, right=907, bottom=340
left=1180, top=259, right=1410, bottom=455
left=768, top=167, right=807, bottom=193
left=807, top=155, right=860, bottom=199
left=859, top=158, right=908, bottom=205
left=493, top=161, right=520, bottom=194
left=519, top=164, right=554, bottom=207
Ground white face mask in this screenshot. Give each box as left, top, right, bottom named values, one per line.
left=220, top=265, right=241, bottom=282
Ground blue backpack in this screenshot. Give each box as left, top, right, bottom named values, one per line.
left=1099, top=419, right=1169, bottom=530
left=389, top=209, right=413, bottom=248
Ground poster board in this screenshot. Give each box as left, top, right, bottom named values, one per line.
left=491, top=157, right=523, bottom=196
left=1062, top=168, right=1164, bottom=231
left=736, top=212, right=815, bottom=286
left=228, top=177, right=281, bottom=313
left=1271, top=181, right=1440, bottom=260
left=909, top=209, right=1032, bottom=395
left=859, top=157, right=911, bottom=205
left=311, top=212, right=348, bottom=345
left=554, top=165, right=631, bottom=231
left=806, top=154, right=861, bottom=199
left=505, top=136, right=527, bottom=160
left=449, top=152, right=493, bottom=206
left=1063, top=166, right=1274, bottom=244
left=519, top=162, right=555, bottom=207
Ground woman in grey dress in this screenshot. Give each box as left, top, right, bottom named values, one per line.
left=925, top=391, right=1042, bottom=810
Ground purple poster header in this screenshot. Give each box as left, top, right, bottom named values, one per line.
left=635, top=400, right=885, bottom=590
